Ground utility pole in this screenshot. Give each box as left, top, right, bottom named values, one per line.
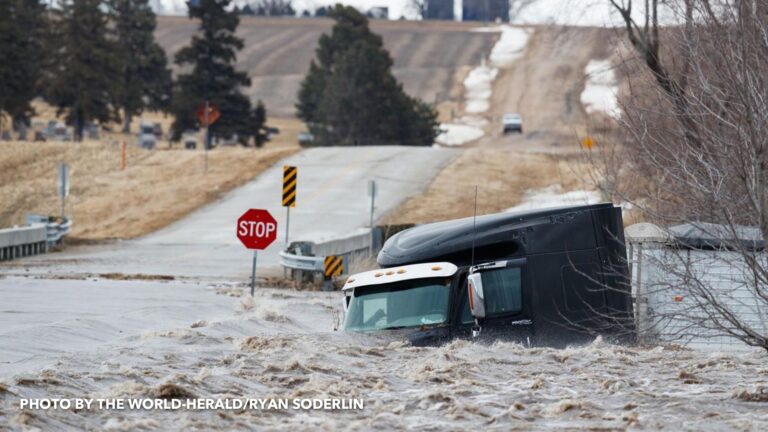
left=58, top=163, right=69, bottom=219
left=368, top=179, right=377, bottom=228
left=368, top=179, right=377, bottom=257
left=204, top=100, right=209, bottom=173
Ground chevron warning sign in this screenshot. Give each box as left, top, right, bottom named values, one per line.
left=282, top=165, right=297, bottom=207
left=324, top=255, right=343, bottom=278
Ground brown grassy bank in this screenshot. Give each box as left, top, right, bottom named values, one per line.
left=385, top=149, right=592, bottom=225
left=0, top=141, right=296, bottom=240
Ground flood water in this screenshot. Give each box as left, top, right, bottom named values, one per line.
left=1, top=280, right=767, bottom=430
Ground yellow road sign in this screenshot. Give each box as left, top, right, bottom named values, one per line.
left=324, top=255, right=343, bottom=278
left=282, top=165, right=297, bottom=207
left=582, top=136, right=595, bottom=149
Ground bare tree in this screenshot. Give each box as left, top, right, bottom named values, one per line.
left=608, top=0, right=702, bottom=145
left=600, top=0, right=768, bottom=350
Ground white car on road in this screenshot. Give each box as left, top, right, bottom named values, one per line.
left=503, top=113, right=523, bottom=134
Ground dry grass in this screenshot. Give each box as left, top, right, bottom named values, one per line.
left=384, top=148, right=593, bottom=225
left=0, top=140, right=296, bottom=239
left=25, top=100, right=307, bottom=149
left=265, top=117, right=309, bottom=148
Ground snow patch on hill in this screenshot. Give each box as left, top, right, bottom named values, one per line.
left=489, top=26, right=531, bottom=66
left=463, top=64, right=498, bottom=114
left=581, top=59, right=620, bottom=118
left=507, top=184, right=602, bottom=213
left=464, top=25, right=531, bottom=114
left=436, top=25, right=531, bottom=147
left=435, top=124, right=485, bottom=146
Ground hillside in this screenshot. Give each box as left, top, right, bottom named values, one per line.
left=155, top=16, right=498, bottom=117
left=389, top=25, right=623, bottom=224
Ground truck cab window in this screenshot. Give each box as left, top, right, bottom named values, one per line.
left=482, top=267, right=523, bottom=316
left=344, top=277, right=451, bottom=331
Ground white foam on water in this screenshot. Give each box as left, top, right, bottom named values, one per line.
left=2, top=277, right=767, bottom=429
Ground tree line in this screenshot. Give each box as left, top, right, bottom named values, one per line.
left=1, top=1, right=438, bottom=147
left=0, top=0, right=266, bottom=145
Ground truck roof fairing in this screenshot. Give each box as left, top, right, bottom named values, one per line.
left=377, top=203, right=619, bottom=267
left=342, top=262, right=458, bottom=292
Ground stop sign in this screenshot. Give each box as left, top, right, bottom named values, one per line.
left=236, top=209, right=277, bottom=250
left=197, top=103, right=221, bottom=126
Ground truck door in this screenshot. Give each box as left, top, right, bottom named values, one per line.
left=466, top=259, right=534, bottom=343
left=450, top=272, right=476, bottom=339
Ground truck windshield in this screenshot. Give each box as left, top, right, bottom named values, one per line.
left=344, top=277, right=451, bottom=331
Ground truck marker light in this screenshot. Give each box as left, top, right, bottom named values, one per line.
left=374, top=272, right=383, bottom=277
left=673, top=295, right=684, bottom=302
left=431, top=266, right=442, bottom=271
left=347, top=278, right=355, bottom=283
left=468, top=282, right=475, bottom=310
left=397, top=269, right=406, bottom=274
left=385, top=271, right=394, bottom=276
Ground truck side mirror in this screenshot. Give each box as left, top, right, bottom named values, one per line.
left=467, top=273, right=486, bottom=319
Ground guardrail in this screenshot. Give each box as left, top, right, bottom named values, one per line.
left=278, top=250, right=324, bottom=271
left=0, top=225, right=47, bottom=261
left=280, top=224, right=415, bottom=289
left=26, top=214, right=71, bottom=245
left=280, top=229, right=382, bottom=286
left=0, top=215, right=71, bottom=262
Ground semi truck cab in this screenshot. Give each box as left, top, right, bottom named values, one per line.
left=342, top=203, right=635, bottom=346
left=342, top=259, right=536, bottom=345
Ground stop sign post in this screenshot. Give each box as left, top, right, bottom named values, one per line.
left=237, top=209, right=278, bottom=295
left=197, top=101, right=221, bottom=173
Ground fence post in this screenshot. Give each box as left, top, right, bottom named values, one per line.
left=121, top=141, right=127, bottom=170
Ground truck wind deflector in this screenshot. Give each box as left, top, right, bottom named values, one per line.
left=342, top=262, right=457, bottom=291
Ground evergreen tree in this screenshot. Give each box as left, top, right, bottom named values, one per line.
left=252, top=99, right=268, bottom=147
left=109, top=0, right=172, bottom=133
left=45, top=0, right=120, bottom=141
left=0, top=0, right=49, bottom=138
left=241, top=4, right=254, bottom=15
left=171, top=0, right=264, bottom=146
left=296, top=5, right=438, bottom=146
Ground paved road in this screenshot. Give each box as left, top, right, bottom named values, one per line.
left=1, top=146, right=457, bottom=280
left=472, top=26, right=612, bottom=154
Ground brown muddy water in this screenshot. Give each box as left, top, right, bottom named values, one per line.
left=1, top=284, right=767, bottom=431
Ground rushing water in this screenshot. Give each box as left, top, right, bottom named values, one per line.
left=1, top=284, right=767, bottom=430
